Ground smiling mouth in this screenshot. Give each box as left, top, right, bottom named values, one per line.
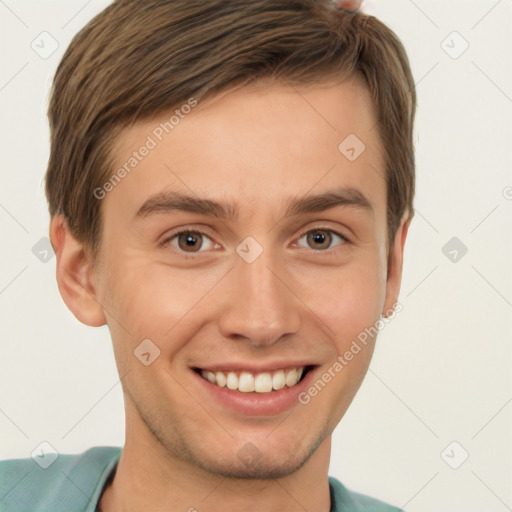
left=193, top=366, right=314, bottom=393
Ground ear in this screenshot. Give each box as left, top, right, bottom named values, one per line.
left=382, top=213, right=412, bottom=316
left=49, top=214, right=107, bottom=327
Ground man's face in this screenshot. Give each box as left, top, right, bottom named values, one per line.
left=88, top=79, right=403, bottom=478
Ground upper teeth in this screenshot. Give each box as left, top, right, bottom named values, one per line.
left=200, top=367, right=305, bottom=393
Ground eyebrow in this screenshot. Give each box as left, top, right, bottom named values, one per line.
left=134, top=187, right=374, bottom=222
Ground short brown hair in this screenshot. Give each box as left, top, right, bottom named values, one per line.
left=45, top=0, right=416, bottom=260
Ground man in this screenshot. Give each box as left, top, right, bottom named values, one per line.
left=0, top=0, right=415, bottom=510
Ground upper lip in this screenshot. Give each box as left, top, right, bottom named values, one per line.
left=193, top=361, right=317, bottom=373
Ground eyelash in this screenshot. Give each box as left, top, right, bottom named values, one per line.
left=159, top=226, right=351, bottom=259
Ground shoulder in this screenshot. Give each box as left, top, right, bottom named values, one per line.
left=329, top=476, right=403, bottom=512
left=0, top=445, right=122, bottom=512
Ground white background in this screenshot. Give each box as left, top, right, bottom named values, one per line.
left=1, top=1, right=511, bottom=510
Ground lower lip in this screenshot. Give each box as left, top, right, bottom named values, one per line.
left=191, top=367, right=317, bottom=416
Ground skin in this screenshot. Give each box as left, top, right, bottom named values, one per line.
left=50, top=77, right=410, bottom=512
left=336, top=0, right=362, bottom=10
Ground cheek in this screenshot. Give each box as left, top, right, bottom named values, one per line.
left=99, top=236, right=387, bottom=367
left=305, top=256, right=386, bottom=344
left=301, top=260, right=384, bottom=420
left=99, top=252, right=225, bottom=357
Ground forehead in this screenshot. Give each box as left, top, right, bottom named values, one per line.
left=105, top=79, right=385, bottom=225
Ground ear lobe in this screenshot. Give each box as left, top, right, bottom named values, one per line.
left=50, top=215, right=107, bottom=327
left=382, top=213, right=412, bottom=316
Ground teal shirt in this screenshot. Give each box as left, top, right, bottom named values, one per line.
left=0, top=446, right=402, bottom=511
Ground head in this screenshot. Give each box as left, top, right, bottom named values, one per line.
left=46, top=0, right=416, bottom=479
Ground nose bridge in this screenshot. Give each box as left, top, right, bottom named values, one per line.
left=218, top=244, right=301, bottom=345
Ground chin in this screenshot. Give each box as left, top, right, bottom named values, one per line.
left=196, top=449, right=314, bottom=480
left=139, top=397, right=328, bottom=480
left=181, top=428, right=327, bottom=481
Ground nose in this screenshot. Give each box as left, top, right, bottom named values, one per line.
left=217, top=247, right=301, bottom=347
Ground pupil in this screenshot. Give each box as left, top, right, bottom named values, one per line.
left=309, top=230, right=330, bottom=250
left=179, top=232, right=201, bottom=251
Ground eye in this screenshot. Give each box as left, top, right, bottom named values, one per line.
left=160, top=226, right=350, bottom=257
left=294, top=228, right=349, bottom=251
left=162, top=229, right=218, bottom=254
